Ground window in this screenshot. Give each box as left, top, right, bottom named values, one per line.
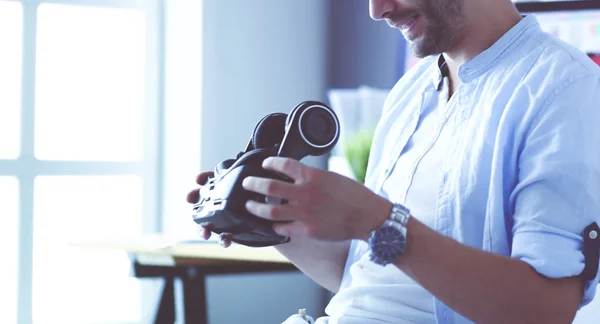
left=0, top=176, right=19, bottom=324
left=0, top=1, right=22, bottom=159
left=32, top=176, right=144, bottom=323
left=34, top=4, right=146, bottom=162
left=2, top=0, right=163, bottom=323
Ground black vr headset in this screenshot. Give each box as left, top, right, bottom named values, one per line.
left=192, top=101, right=340, bottom=247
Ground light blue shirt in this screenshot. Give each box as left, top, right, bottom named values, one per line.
left=337, top=15, right=600, bottom=324
left=323, top=75, right=450, bottom=323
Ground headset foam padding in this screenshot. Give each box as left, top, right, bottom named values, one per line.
left=216, top=148, right=272, bottom=179
left=214, top=158, right=236, bottom=177
left=252, top=113, right=288, bottom=150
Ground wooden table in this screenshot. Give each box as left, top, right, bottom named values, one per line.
left=72, top=235, right=298, bottom=324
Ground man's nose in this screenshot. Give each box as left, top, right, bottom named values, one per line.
left=369, top=0, right=395, bottom=20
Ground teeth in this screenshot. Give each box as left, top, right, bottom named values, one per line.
left=401, top=15, right=417, bottom=29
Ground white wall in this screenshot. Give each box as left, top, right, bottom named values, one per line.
left=201, top=0, right=330, bottom=171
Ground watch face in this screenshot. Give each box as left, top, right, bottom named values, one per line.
left=369, top=225, right=407, bottom=265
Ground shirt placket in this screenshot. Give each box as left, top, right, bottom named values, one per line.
left=434, top=89, right=463, bottom=238
left=400, top=83, right=458, bottom=202
left=375, top=91, right=429, bottom=194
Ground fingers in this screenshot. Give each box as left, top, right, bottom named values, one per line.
left=197, top=222, right=214, bottom=240
left=242, top=176, right=303, bottom=201
left=262, top=157, right=312, bottom=182
left=196, top=171, right=214, bottom=185
left=198, top=223, right=232, bottom=247
left=245, top=200, right=305, bottom=237
left=187, top=188, right=200, bottom=203
left=272, top=221, right=308, bottom=237
left=218, top=233, right=232, bottom=248
left=245, top=200, right=296, bottom=222
left=187, top=171, right=215, bottom=203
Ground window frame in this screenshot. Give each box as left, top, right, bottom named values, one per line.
left=0, top=0, right=165, bottom=323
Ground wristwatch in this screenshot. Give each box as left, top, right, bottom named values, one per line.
left=368, top=202, right=411, bottom=266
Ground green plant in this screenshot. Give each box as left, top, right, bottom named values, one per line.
left=342, top=129, right=374, bottom=184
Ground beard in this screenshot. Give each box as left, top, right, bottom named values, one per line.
left=392, top=0, right=465, bottom=58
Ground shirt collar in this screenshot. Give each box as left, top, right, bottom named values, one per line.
left=430, top=14, right=540, bottom=86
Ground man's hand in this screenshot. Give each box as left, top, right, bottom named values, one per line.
left=242, top=156, right=393, bottom=241
left=186, top=165, right=353, bottom=293
left=186, top=170, right=233, bottom=247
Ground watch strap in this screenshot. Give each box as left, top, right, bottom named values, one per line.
left=387, top=202, right=410, bottom=237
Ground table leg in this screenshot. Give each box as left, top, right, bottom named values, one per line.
left=182, top=267, right=207, bottom=324
left=154, top=277, right=176, bottom=324
left=129, top=255, right=298, bottom=324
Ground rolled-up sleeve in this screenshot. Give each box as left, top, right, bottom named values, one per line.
left=510, top=75, right=600, bottom=307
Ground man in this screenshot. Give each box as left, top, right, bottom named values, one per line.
left=187, top=0, right=600, bottom=323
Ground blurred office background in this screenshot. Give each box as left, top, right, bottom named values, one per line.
left=1, top=0, right=599, bottom=323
